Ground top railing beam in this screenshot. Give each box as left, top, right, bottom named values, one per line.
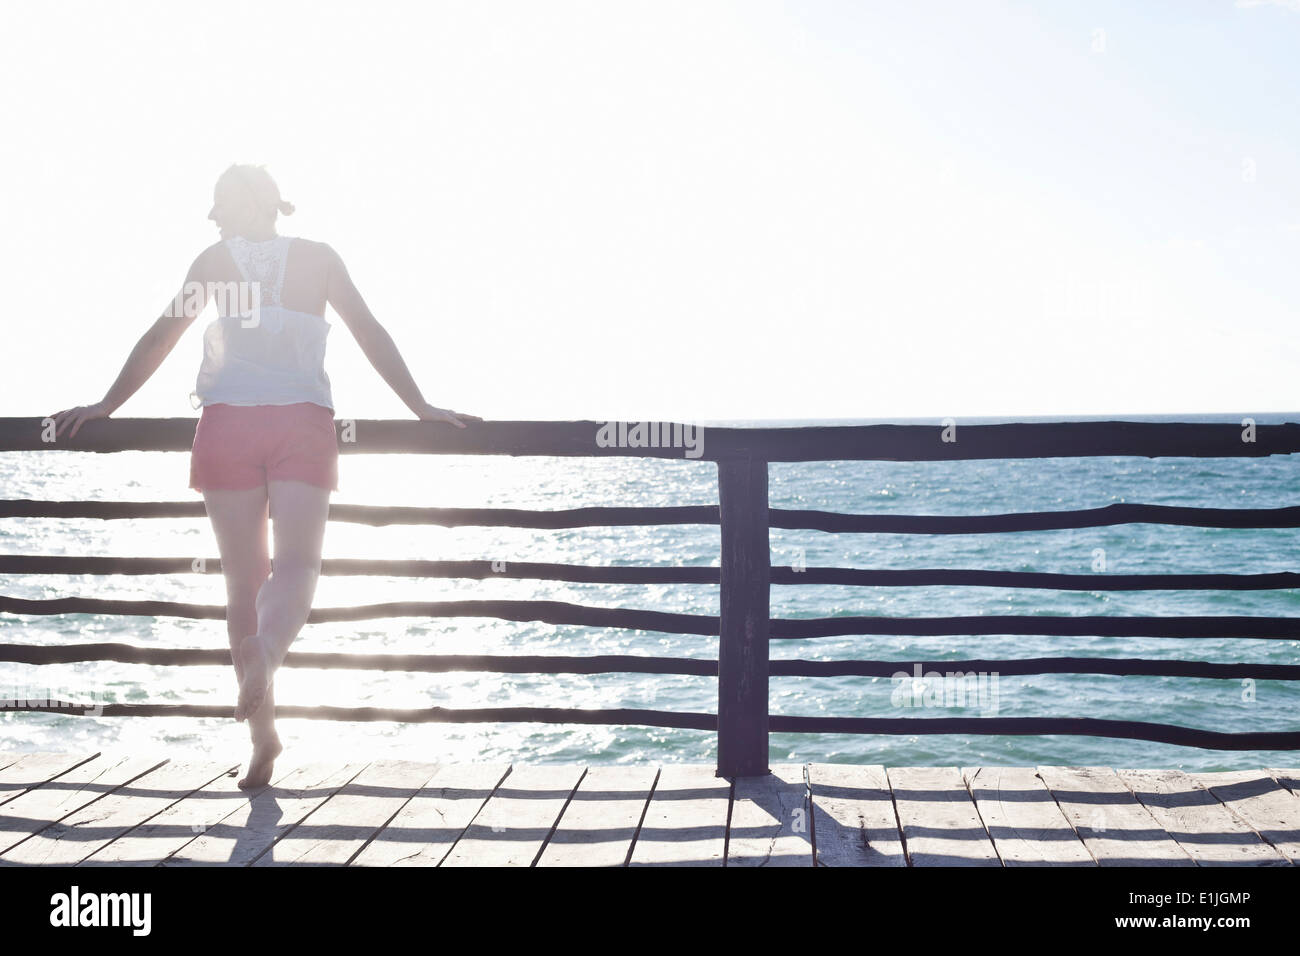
left=2, top=417, right=1299, bottom=462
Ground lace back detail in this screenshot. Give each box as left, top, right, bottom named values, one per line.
left=225, top=236, right=291, bottom=309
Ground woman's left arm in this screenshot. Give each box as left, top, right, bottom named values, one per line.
left=50, top=250, right=213, bottom=439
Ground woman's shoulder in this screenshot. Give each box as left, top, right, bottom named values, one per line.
left=286, top=237, right=340, bottom=265
left=188, top=241, right=230, bottom=282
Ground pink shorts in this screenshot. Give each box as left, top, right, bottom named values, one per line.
left=190, top=402, right=339, bottom=492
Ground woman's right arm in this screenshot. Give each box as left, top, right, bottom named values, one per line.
left=50, top=248, right=213, bottom=439
left=323, top=244, right=479, bottom=428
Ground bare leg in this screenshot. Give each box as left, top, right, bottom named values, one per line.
left=234, top=479, right=331, bottom=746
left=202, top=485, right=281, bottom=788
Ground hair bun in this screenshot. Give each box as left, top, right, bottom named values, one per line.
left=278, top=199, right=296, bottom=216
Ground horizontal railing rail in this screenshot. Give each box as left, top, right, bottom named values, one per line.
left=2, top=415, right=1299, bottom=774
left=10, top=498, right=1300, bottom=530
left=4, top=642, right=1297, bottom=679
left=4, top=416, right=1300, bottom=459
left=4, top=594, right=1300, bottom=638
left=0, top=499, right=721, bottom=527
left=7, top=554, right=1300, bottom=589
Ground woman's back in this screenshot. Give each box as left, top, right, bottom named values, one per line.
left=191, top=235, right=336, bottom=412
left=210, top=235, right=332, bottom=318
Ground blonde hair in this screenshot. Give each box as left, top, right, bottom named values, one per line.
left=216, top=164, right=295, bottom=217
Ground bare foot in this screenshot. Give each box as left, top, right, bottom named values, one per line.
left=238, top=734, right=283, bottom=790
left=234, top=635, right=273, bottom=722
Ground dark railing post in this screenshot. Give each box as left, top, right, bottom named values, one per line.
left=716, top=455, right=771, bottom=777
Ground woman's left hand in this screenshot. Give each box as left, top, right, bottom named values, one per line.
left=49, top=401, right=111, bottom=440
left=414, top=403, right=482, bottom=429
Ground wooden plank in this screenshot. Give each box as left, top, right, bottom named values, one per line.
left=1036, top=766, right=1192, bottom=866
left=536, top=765, right=657, bottom=867
left=1192, top=770, right=1300, bottom=863
left=1268, top=768, right=1300, bottom=795
left=441, top=765, right=585, bottom=867
left=806, top=763, right=906, bottom=867
left=964, top=767, right=1093, bottom=866
left=353, top=763, right=510, bottom=867
left=0, top=752, right=100, bottom=806
left=164, top=761, right=366, bottom=866
left=1117, top=769, right=1286, bottom=866
left=628, top=764, right=730, bottom=867
left=888, top=767, right=1000, bottom=866
left=4, top=761, right=235, bottom=865
left=963, top=767, right=1091, bottom=866
left=716, top=457, right=770, bottom=777
left=253, top=760, right=439, bottom=866
left=727, top=765, right=813, bottom=867
left=0, top=754, right=166, bottom=856
left=80, top=764, right=253, bottom=866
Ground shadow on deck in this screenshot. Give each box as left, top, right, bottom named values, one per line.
left=0, top=752, right=1297, bottom=866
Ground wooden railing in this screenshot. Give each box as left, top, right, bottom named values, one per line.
left=2, top=416, right=1300, bottom=776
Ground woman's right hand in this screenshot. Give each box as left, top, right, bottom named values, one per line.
left=49, top=401, right=112, bottom=440
left=414, top=403, right=482, bottom=429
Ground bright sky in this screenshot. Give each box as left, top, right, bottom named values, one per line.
left=3, top=0, right=1298, bottom=422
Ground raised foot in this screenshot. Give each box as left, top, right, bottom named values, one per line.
left=238, top=736, right=283, bottom=790
left=234, top=635, right=273, bottom=723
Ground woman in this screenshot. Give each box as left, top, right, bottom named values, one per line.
left=50, top=164, right=480, bottom=789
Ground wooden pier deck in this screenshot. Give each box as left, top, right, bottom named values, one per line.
left=1, top=752, right=1297, bottom=866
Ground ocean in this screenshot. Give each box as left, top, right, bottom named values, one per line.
left=2, top=414, right=1298, bottom=771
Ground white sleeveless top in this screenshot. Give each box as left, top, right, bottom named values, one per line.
left=190, top=236, right=334, bottom=412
